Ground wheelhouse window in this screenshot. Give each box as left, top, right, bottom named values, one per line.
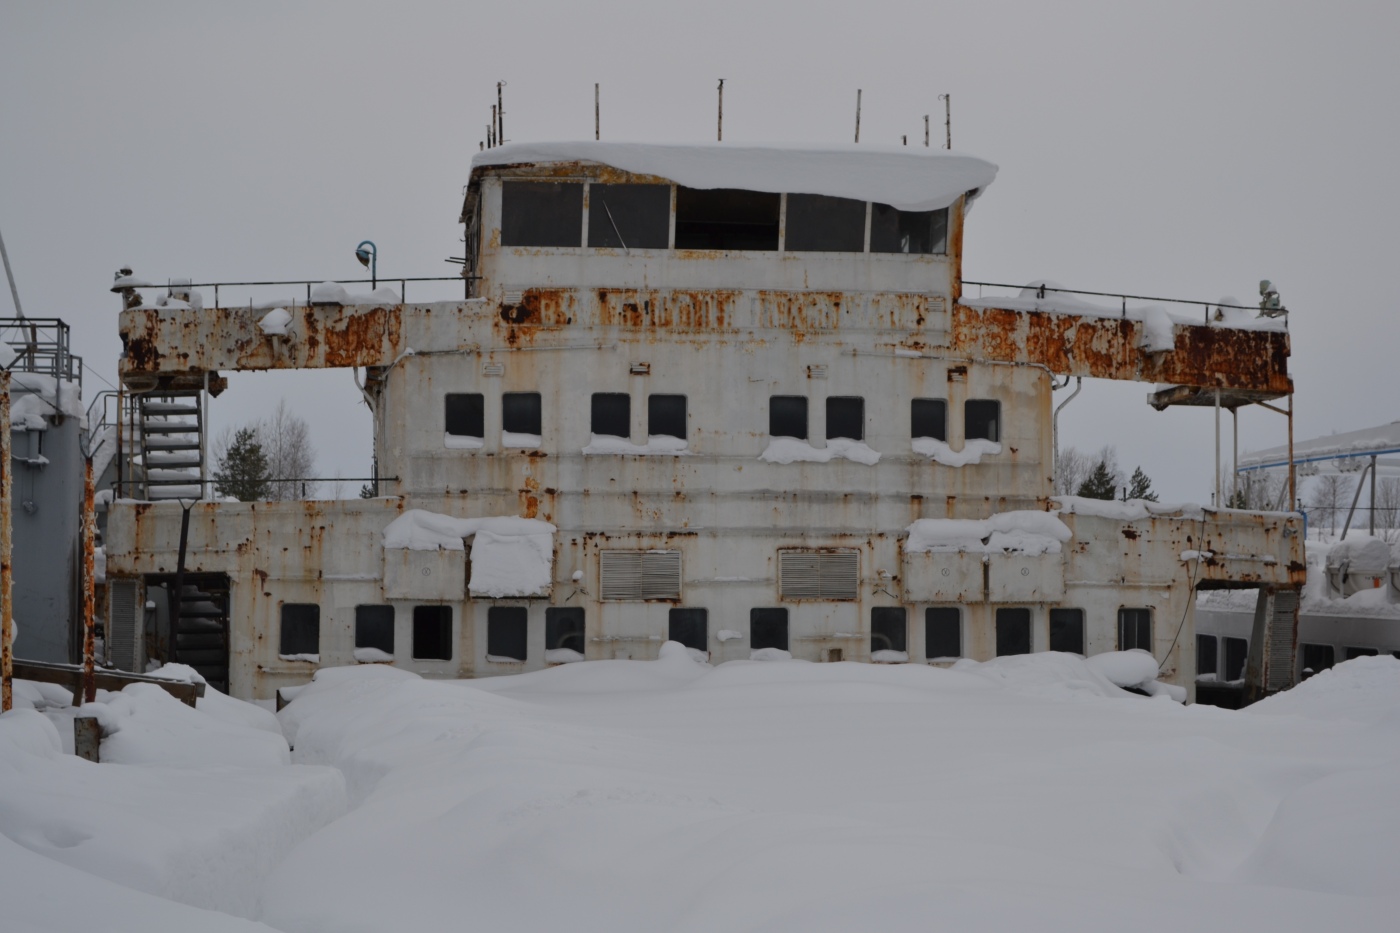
left=674, top=187, right=780, bottom=250
left=870, top=203, right=948, bottom=254
left=750, top=608, right=789, bottom=651
left=769, top=395, right=808, bottom=439
left=445, top=393, right=484, bottom=439
left=1300, top=643, right=1333, bottom=680
left=545, top=607, right=585, bottom=654
left=1049, top=608, right=1085, bottom=654
left=1118, top=608, right=1152, bottom=652
left=280, top=604, right=319, bottom=656
left=486, top=606, right=527, bottom=661
left=587, top=183, right=671, bottom=249
left=412, top=605, right=453, bottom=661
left=355, top=604, right=395, bottom=655
left=925, top=607, right=961, bottom=659
left=965, top=400, right=1001, bottom=442
left=502, top=392, right=542, bottom=436
left=1224, top=636, right=1248, bottom=680
left=995, top=607, right=1031, bottom=657
left=501, top=181, right=584, bottom=247
left=648, top=394, right=687, bottom=440
left=783, top=193, right=866, bottom=252
left=591, top=393, right=630, bottom=438
left=870, top=607, right=907, bottom=655
left=1197, top=634, right=1218, bottom=677
left=668, top=608, right=708, bottom=652
left=825, top=396, right=864, bottom=441
left=911, top=398, right=947, bottom=441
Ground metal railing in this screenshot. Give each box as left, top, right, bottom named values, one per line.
left=0, top=317, right=83, bottom=389
left=961, top=280, right=1288, bottom=327
left=117, top=275, right=478, bottom=309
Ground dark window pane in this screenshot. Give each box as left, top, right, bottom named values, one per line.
left=545, top=607, right=585, bottom=653
left=996, top=607, right=1031, bottom=656
left=587, top=184, right=671, bottom=249
left=826, top=396, right=864, bottom=441
left=1197, top=635, right=1218, bottom=676
left=413, top=605, right=453, bottom=660
left=784, top=193, right=866, bottom=252
left=1049, top=608, right=1085, bottom=654
left=355, top=604, right=395, bottom=654
left=445, top=393, right=484, bottom=438
left=668, top=608, right=708, bottom=652
left=502, top=392, right=541, bottom=435
left=1118, top=608, right=1153, bottom=652
left=1345, top=646, right=1379, bottom=660
left=1300, top=643, right=1332, bottom=679
left=925, top=607, right=961, bottom=659
left=750, top=608, right=789, bottom=651
left=870, top=607, right=907, bottom=654
left=870, top=204, right=948, bottom=254
left=965, top=399, right=1000, bottom=442
left=675, top=187, right=780, bottom=251
left=280, top=604, right=319, bottom=656
left=1224, top=636, right=1248, bottom=680
left=770, top=395, right=807, bottom=439
left=649, top=394, right=686, bottom=439
left=911, top=398, right=947, bottom=441
left=486, top=606, right=527, bottom=661
left=501, top=182, right=583, bottom=247
left=591, top=392, right=630, bottom=437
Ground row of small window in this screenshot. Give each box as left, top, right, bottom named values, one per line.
left=281, top=602, right=1151, bottom=663
left=447, top=393, right=1001, bottom=444
left=502, top=181, right=949, bottom=255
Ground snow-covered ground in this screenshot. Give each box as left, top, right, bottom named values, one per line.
left=3, top=649, right=1398, bottom=931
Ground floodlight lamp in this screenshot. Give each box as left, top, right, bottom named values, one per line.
left=355, top=248, right=371, bottom=268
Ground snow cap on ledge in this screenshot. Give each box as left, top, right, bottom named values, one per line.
left=472, top=141, right=998, bottom=212
left=383, top=509, right=557, bottom=599
left=905, top=510, right=1072, bottom=556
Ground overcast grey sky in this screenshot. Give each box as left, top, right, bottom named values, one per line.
left=2, top=0, right=1396, bottom=502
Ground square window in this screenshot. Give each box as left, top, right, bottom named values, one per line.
left=996, top=607, right=1031, bottom=657
left=911, top=398, right=947, bottom=441
left=1300, top=643, right=1333, bottom=679
left=355, top=604, right=395, bottom=654
left=545, top=607, right=585, bottom=653
left=784, top=194, right=866, bottom=252
left=591, top=392, right=630, bottom=438
left=502, top=392, right=542, bottom=436
left=769, top=395, right=808, bottom=439
left=750, top=608, right=789, bottom=651
left=1197, top=634, right=1218, bottom=677
left=826, top=396, right=864, bottom=441
left=1049, top=608, right=1085, bottom=654
left=1223, top=636, right=1248, bottom=680
left=870, top=204, right=948, bottom=254
left=648, top=394, right=686, bottom=440
left=445, top=393, right=484, bottom=438
left=1118, top=608, right=1152, bottom=652
left=486, top=606, right=527, bottom=661
left=925, top=607, right=961, bottom=659
left=668, top=608, right=708, bottom=652
left=501, top=182, right=584, bottom=248
left=412, top=605, right=453, bottom=660
left=280, top=603, right=319, bottom=656
left=965, top=399, right=1001, bottom=442
left=587, top=184, right=671, bottom=249
left=675, top=187, right=780, bottom=251
left=1345, top=646, right=1379, bottom=660
left=870, top=607, right=907, bottom=654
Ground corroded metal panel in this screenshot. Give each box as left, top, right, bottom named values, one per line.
left=949, top=304, right=1292, bottom=392
left=987, top=553, right=1064, bottom=603
left=384, top=548, right=466, bottom=601
left=902, top=551, right=984, bottom=602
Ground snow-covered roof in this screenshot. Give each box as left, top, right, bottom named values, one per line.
left=471, top=141, right=998, bottom=212
left=1239, top=420, right=1400, bottom=472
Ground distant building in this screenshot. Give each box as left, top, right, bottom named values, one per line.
left=104, top=142, right=1304, bottom=701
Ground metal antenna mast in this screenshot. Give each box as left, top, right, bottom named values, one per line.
left=496, top=81, right=506, bottom=145
left=595, top=83, right=600, bottom=140
left=0, top=226, right=24, bottom=319
left=939, top=93, right=951, bottom=149
left=924, top=114, right=930, bottom=147
left=854, top=89, right=862, bottom=143
left=717, top=79, right=724, bottom=141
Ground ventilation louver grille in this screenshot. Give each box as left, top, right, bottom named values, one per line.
left=108, top=580, right=141, bottom=671
left=1266, top=588, right=1299, bottom=692
left=600, top=550, right=682, bottom=600
left=779, top=550, right=859, bottom=600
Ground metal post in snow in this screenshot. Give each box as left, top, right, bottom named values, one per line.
left=1, top=371, right=11, bottom=712
left=82, top=456, right=95, bottom=703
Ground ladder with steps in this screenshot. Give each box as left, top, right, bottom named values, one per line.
left=136, top=389, right=206, bottom=500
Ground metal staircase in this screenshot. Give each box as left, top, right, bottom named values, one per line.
left=136, top=390, right=206, bottom=500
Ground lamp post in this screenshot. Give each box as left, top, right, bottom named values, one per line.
left=355, top=241, right=377, bottom=290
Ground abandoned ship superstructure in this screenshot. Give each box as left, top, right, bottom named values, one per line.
left=104, top=141, right=1305, bottom=702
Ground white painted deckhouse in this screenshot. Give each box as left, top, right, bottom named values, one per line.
left=104, top=141, right=1305, bottom=702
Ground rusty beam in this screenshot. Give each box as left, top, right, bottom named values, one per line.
left=82, top=456, right=96, bottom=703
left=950, top=304, right=1291, bottom=393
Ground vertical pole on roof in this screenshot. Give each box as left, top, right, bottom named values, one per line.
left=0, top=225, right=24, bottom=319
left=496, top=81, right=505, bottom=145
left=1287, top=393, right=1296, bottom=515
left=902, top=135, right=907, bottom=146
left=1232, top=408, right=1239, bottom=505
left=490, top=108, right=496, bottom=148
left=940, top=94, right=951, bottom=149
left=1370, top=454, right=1378, bottom=536
left=1214, top=387, right=1221, bottom=507
left=924, top=115, right=930, bottom=147
left=82, top=456, right=95, bottom=703
left=717, top=79, right=724, bottom=142
left=595, top=83, right=600, bottom=140
left=1, top=371, right=12, bottom=713
left=854, top=89, right=861, bottom=143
